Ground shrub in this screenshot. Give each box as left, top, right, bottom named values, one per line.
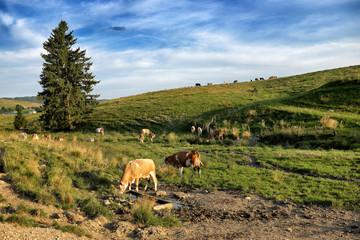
left=320, top=116, right=338, bottom=129
left=6, top=215, right=39, bottom=227
left=78, top=196, right=112, bottom=220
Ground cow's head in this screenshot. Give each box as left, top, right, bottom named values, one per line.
left=161, top=157, right=169, bottom=168
left=118, top=180, right=128, bottom=194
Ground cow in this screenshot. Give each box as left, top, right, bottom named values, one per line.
left=206, top=129, right=224, bottom=140
left=268, top=76, right=277, bottom=80
left=224, top=81, right=229, bottom=84
left=195, top=83, right=201, bottom=87
left=197, top=127, right=202, bottom=136
left=42, top=134, right=51, bottom=139
left=87, top=137, right=95, bottom=142
left=162, top=150, right=204, bottom=178
left=191, top=126, right=196, bottom=134
left=95, top=128, right=104, bottom=135
left=255, top=78, right=259, bottom=81
left=150, top=132, right=155, bottom=142
left=141, top=129, right=151, bottom=135
left=118, top=159, right=158, bottom=194
left=19, top=133, right=27, bottom=139
left=139, top=134, right=144, bottom=143
left=54, top=136, right=66, bottom=141
left=207, top=83, right=213, bottom=86
left=259, top=77, right=265, bottom=81
left=233, top=80, right=238, bottom=83
left=32, top=134, right=39, bottom=140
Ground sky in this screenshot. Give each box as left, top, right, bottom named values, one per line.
left=0, top=0, right=359, bottom=99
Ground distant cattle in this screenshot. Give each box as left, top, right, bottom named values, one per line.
left=42, top=134, right=51, bottom=139
left=191, top=126, right=196, bottom=134
left=224, top=81, right=229, bottom=84
left=119, top=159, right=158, bottom=193
left=162, top=150, right=204, bottom=178
left=150, top=132, right=155, bottom=142
left=87, top=138, right=95, bottom=142
left=19, top=133, right=27, bottom=139
left=95, top=128, right=104, bottom=135
left=32, top=134, right=39, bottom=140
left=259, top=77, right=265, bottom=81
left=233, top=80, right=238, bottom=83
left=139, top=134, right=144, bottom=143
left=268, top=76, right=277, bottom=80
left=141, top=129, right=151, bottom=135
left=207, top=83, right=213, bottom=86
left=197, top=127, right=202, bottom=136
left=54, top=136, right=66, bottom=142
left=195, top=83, right=201, bottom=87
left=206, top=129, right=224, bottom=140
left=255, top=78, right=259, bottom=81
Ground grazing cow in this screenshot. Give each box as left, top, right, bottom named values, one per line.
left=197, top=127, right=202, bottom=136
left=268, top=76, right=277, bottom=80
left=233, top=80, right=238, bottom=83
left=42, top=134, right=51, bottom=139
left=87, top=138, right=95, bottom=142
left=195, top=83, right=201, bottom=87
left=255, top=78, right=259, bottom=81
left=54, top=136, right=66, bottom=142
left=224, top=81, right=229, bottom=84
left=19, top=133, right=27, bottom=139
left=259, top=77, right=265, bottom=81
left=162, top=150, right=204, bottom=178
left=191, top=126, right=196, bottom=134
left=119, top=159, right=158, bottom=193
left=150, top=132, right=155, bottom=142
left=32, top=134, right=39, bottom=140
left=139, top=134, right=144, bottom=143
left=207, top=83, right=213, bottom=86
left=95, top=128, right=104, bottom=135
left=206, top=129, right=224, bottom=140
left=141, top=129, right=151, bottom=135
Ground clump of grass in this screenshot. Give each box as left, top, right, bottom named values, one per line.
left=320, top=115, right=338, bottom=129
left=241, top=131, right=251, bottom=139
left=131, top=201, right=181, bottom=227
left=6, top=215, right=39, bottom=227
left=78, top=196, right=113, bottom=220
left=53, top=221, right=92, bottom=238
left=167, top=132, right=179, bottom=144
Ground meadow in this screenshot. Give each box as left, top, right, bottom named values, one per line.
left=0, top=65, right=359, bottom=224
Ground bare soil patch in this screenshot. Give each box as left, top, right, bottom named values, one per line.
left=0, top=174, right=359, bottom=239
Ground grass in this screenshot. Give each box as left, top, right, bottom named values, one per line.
left=53, top=221, right=92, bottom=238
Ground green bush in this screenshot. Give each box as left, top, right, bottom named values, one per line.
left=78, top=197, right=113, bottom=220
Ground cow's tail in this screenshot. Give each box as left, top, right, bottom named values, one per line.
left=194, top=150, right=205, bottom=168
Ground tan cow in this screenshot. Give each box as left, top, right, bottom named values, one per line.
left=191, top=126, right=196, bottom=134
left=32, top=134, right=39, bottom=140
left=87, top=137, right=95, bottom=142
left=54, top=136, right=66, bottom=141
left=119, top=159, right=158, bottom=194
left=139, top=134, right=144, bottom=143
left=197, top=127, right=202, bottom=136
left=95, top=128, right=104, bottom=135
left=141, top=129, right=151, bottom=135
left=162, top=150, right=204, bottom=178
left=206, top=129, right=224, bottom=140
left=268, top=76, right=277, bottom=80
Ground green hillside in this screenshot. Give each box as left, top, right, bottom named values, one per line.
left=0, top=99, right=41, bottom=109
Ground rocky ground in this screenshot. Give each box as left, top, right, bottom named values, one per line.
left=0, top=174, right=359, bottom=240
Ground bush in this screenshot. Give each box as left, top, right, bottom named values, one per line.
left=78, top=197, right=112, bottom=220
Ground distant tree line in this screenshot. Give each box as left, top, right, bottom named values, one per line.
left=0, top=105, right=42, bottom=114
left=1, top=96, right=42, bottom=104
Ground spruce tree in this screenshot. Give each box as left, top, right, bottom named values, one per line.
left=38, top=20, right=99, bottom=131
left=14, top=105, right=28, bottom=130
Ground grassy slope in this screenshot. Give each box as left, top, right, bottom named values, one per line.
left=0, top=99, right=41, bottom=108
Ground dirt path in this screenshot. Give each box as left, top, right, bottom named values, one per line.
left=0, top=174, right=359, bottom=239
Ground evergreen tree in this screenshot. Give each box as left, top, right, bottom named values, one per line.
left=38, top=20, right=100, bottom=131
left=14, top=105, right=28, bottom=130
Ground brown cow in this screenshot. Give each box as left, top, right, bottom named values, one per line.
left=54, top=136, right=66, bottom=141
left=141, top=129, right=151, bottom=135
left=42, top=134, right=51, bottom=139
left=119, top=159, right=158, bottom=193
left=150, top=132, right=155, bottom=142
left=32, top=134, right=39, bottom=140
left=206, top=129, right=224, bottom=140
left=95, top=128, right=104, bottom=135
left=162, top=150, right=204, bottom=178
left=139, top=134, right=144, bottom=143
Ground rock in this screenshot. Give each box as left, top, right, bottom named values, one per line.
left=173, top=192, right=190, bottom=200
left=153, top=203, right=173, bottom=212
left=155, top=190, right=167, bottom=197
left=114, top=221, right=136, bottom=237
left=65, top=211, right=86, bottom=222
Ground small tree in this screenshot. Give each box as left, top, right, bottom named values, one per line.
left=38, top=20, right=100, bottom=131
left=14, top=105, right=28, bottom=130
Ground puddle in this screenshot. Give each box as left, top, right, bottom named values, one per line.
left=129, top=192, right=183, bottom=209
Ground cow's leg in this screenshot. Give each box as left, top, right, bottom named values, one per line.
left=150, top=171, right=158, bottom=191
left=144, top=178, right=150, bottom=191
left=190, top=167, right=195, bottom=178
left=135, top=178, right=139, bottom=192
left=198, top=166, right=201, bottom=177
left=178, top=167, right=183, bottom=177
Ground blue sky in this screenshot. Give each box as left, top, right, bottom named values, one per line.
left=0, top=0, right=359, bottom=99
